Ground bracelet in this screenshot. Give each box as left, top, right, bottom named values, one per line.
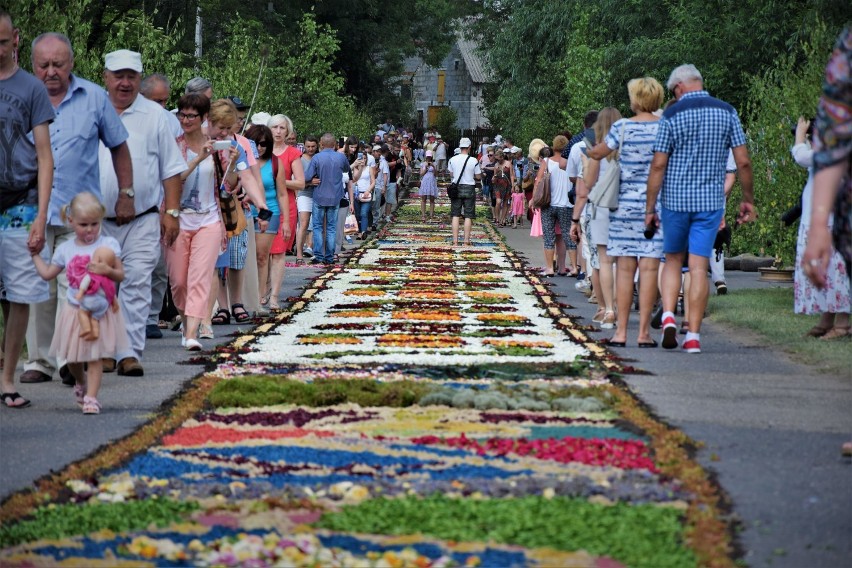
left=571, top=218, right=580, bottom=223
left=645, top=210, right=655, bottom=214
left=257, top=208, right=273, bottom=221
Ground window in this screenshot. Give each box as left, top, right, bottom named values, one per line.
left=437, top=70, right=445, bottom=103
left=454, top=59, right=460, bottom=70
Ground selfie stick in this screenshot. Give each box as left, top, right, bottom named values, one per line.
left=219, top=47, right=269, bottom=193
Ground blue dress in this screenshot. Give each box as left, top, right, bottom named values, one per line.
left=605, top=118, right=664, bottom=258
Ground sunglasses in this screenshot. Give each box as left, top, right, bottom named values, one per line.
left=256, top=140, right=268, bottom=146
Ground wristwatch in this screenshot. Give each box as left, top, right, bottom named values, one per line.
left=257, top=208, right=273, bottom=222
left=120, top=187, right=135, bottom=198
left=165, top=208, right=180, bottom=218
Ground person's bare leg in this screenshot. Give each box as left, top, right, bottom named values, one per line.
left=184, top=315, right=201, bottom=340
left=296, top=211, right=311, bottom=260
left=2, top=303, right=28, bottom=396
left=637, top=258, right=661, bottom=343
left=612, top=257, right=637, bottom=343
left=597, top=245, right=616, bottom=315
left=255, top=233, right=273, bottom=304
left=463, top=218, right=473, bottom=245
left=682, top=271, right=691, bottom=321
left=543, top=248, right=555, bottom=275
left=268, top=253, right=286, bottom=309
left=421, top=197, right=427, bottom=220
left=451, top=216, right=460, bottom=246
left=687, top=254, right=710, bottom=333
left=90, top=317, right=100, bottom=341
left=555, top=236, right=567, bottom=273
left=85, top=359, right=102, bottom=400
left=429, top=197, right=435, bottom=218
left=662, top=253, right=684, bottom=315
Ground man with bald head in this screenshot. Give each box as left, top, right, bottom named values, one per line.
left=22, top=31, right=133, bottom=386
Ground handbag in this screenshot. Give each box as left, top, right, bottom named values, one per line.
left=531, top=161, right=551, bottom=209
left=358, top=191, right=372, bottom=202
left=447, top=155, right=472, bottom=200
left=344, top=213, right=359, bottom=235
left=213, top=151, right=247, bottom=238
left=587, top=123, right=624, bottom=212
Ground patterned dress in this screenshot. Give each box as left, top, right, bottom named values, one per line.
left=419, top=163, right=438, bottom=197
left=605, top=119, right=664, bottom=258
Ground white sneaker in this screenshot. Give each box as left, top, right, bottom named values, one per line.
left=575, top=279, right=590, bottom=292
left=184, top=338, right=202, bottom=351
left=302, top=246, right=313, bottom=258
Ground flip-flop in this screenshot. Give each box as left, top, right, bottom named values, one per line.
left=638, top=339, right=659, bottom=348
left=1, top=392, right=31, bottom=409
left=606, top=340, right=626, bottom=347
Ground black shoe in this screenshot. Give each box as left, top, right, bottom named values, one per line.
left=60, top=364, right=75, bottom=387
left=715, top=281, right=728, bottom=295
left=145, top=323, right=163, bottom=339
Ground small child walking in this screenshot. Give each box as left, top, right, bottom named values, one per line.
left=510, top=185, right=525, bottom=228
left=32, top=192, right=128, bottom=415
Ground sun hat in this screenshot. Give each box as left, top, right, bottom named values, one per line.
left=251, top=112, right=271, bottom=126
left=459, top=137, right=472, bottom=148
left=104, top=49, right=142, bottom=72
left=528, top=139, right=547, bottom=163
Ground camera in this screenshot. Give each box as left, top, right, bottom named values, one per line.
left=213, top=140, right=232, bottom=151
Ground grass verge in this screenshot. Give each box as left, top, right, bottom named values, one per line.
left=707, top=287, right=851, bottom=374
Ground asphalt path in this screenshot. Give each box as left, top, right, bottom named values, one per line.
left=1, top=215, right=850, bottom=567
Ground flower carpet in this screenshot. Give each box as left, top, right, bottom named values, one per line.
left=0, top=200, right=735, bottom=567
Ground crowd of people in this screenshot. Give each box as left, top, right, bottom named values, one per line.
left=0, top=12, right=420, bottom=413
left=2, top=7, right=849, bottom=416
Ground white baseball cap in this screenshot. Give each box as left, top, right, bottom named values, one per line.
left=511, top=146, right=521, bottom=153
left=459, top=137, right=472, bottom=148
left=104, top=49, right=143, bottom=72
left=372, top=145, right=382, bottom=151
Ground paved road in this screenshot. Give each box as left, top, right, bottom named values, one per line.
left=498, top=222, right=851, bottom=568
left=1, top=216, right=850, bottom=567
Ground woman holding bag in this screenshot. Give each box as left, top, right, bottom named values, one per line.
left=585, top=77, right=665, bottom=347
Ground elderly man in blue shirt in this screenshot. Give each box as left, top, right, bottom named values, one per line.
left=303, top=133, right=352, bottom=265
left=645, top=64, right=756, bottom=354
left=22, top=32, right=133, bottom=385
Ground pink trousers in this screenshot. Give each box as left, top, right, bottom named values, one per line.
left=166, top=222, right=224, bottom=319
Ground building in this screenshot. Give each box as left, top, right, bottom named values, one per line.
left=404, top=35, right=490, bottom=133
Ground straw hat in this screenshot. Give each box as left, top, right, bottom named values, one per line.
left=528, top=138, right=547, bottom=163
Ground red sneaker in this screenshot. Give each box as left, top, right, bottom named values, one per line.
left=661, top=315, right=678, bottom=349
left=682, top=338, right=701, bottom=354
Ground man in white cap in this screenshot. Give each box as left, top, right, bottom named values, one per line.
left=21, top=32, right=134, bottom=385
left=447, top=137, right=482, bottom=246
left=98, top=49, right=186, bottom=376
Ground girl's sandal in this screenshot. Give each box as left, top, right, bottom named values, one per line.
left=805, top=325, right=831, bottom=337
left=82, top=396, right=101, bottom=415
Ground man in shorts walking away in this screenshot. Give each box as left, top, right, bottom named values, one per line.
left=645, top=64, right=756, bottom=353
left=447, top=137, right=482, bottom=247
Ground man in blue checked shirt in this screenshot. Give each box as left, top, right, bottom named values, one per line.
left=645, top=64, right=756, bottom=354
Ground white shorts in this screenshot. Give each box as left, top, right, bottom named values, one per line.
left=297, top=194, right=314, bottom=214
left=0, top=205, right=49, bottom=304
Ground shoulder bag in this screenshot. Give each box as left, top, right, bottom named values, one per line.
left=587, top=123, right=625, bottom=211
left=213, top=151, right=248, bottom=238
left=531, top=160, right=552, bottom=209
left=447, top=156, right=472, bottom=200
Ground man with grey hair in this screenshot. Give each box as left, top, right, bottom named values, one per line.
left=141, top=73, right=181, bottom=137
left=645, top=64, right=755, bottom=354
left=185, top=76, right=212, bottom=98
left=22, top=31, right=133, bottom=385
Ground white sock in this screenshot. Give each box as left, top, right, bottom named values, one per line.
left=686, top=331, right=700, bottom=342
left=662, top=311, right=675, bottom=323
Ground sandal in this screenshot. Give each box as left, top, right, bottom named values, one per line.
left=805, top=325, right=831, bottom=338
left=211, top=308, right=231, bottom=325
left=268, top=298, right=281, bottom=311
left=260, top=289, right=271, bottom=306
left=73, top=383, right=86, bottom=407
left=820, top=326, right=850, bottom=340
left=232, top=303, right=251, bottom=323
left=198, top=324, right=215, bottom=339
left=1, top=392, right=31, bottom=409
left=82, top=395, right=101, bottom=415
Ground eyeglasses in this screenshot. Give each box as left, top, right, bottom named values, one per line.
left=177, top=112, right=200, bottom=120
left=487, top=154, right=494, bottom=157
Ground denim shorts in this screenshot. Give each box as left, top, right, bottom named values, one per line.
left=450, top=185, right=476, bottom=219
left=254, top=212, right=281, bottom=235
left=661, top=207, right=724, bottom=258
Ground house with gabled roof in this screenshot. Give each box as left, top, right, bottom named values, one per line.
left=402, top=35, right=491, bottom=131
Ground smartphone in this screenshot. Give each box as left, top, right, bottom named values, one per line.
left=213, top=140, right=232, bottom=151
left=357, top=152, right=364, bottom=160
left=338, top=137, right=346, bottom=148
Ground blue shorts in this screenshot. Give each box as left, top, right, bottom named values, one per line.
left=661, top=207, right=724, bottom=258
left=254, top=212, right=281, bottom=235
